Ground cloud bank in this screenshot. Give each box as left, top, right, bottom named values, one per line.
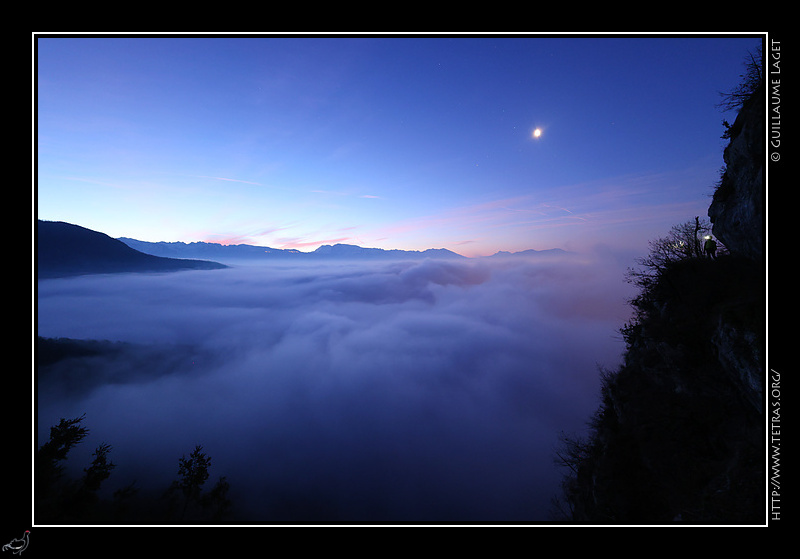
left=36, top=253, right=634, bottom=523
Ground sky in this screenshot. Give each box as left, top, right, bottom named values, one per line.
left=35, top=34, right=762, bottom=257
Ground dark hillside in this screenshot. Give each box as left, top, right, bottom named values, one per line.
left=560, top=255, right=763, bottom=523
left=37, top=220, right=226, bottom=278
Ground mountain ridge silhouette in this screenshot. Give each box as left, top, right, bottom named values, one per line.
left=37, top=220, right=227, bottom=278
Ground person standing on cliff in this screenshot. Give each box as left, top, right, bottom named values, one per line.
left=704, top=236, right=718, bottom=259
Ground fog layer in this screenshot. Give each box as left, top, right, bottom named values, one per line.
left=36, top=253, right=634, bottom=523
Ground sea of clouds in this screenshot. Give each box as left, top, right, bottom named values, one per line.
left=36, top=251, right=636, bottom=523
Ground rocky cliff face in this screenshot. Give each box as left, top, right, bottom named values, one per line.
left=708, top=82, right=764, bottom=261
left=705, top=80, right=765, bottom=418
left=560, top=257, right=763, bottom=523
left=556, top=84, right=765, bottom=524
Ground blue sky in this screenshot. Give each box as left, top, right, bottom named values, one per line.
left=36, top=34, right=762, bottom=256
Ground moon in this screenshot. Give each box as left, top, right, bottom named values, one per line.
left=533, top=128, right=542, bottom=138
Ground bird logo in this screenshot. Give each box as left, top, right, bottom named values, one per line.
left=2, top=531, right=29, bottom=555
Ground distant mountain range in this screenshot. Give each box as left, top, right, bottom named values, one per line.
left=37, top=221, right=227, bottom=279
left=118, top=237, right=569, bottom=263
left=36, top=219, right=569, bottom=279
left=488, top=248, right=569, bottom=258
left=117, top=238, right=467, bottom=262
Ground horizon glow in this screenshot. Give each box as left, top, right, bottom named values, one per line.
left=36, top=34, right=761, bottom=257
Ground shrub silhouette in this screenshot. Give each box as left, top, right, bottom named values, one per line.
left=35, top=415, right=232, bottom=524
left=163, top=445, right=231, bottom=523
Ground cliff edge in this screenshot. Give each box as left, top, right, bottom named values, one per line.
left=555, top=76, right=765, bottom=524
